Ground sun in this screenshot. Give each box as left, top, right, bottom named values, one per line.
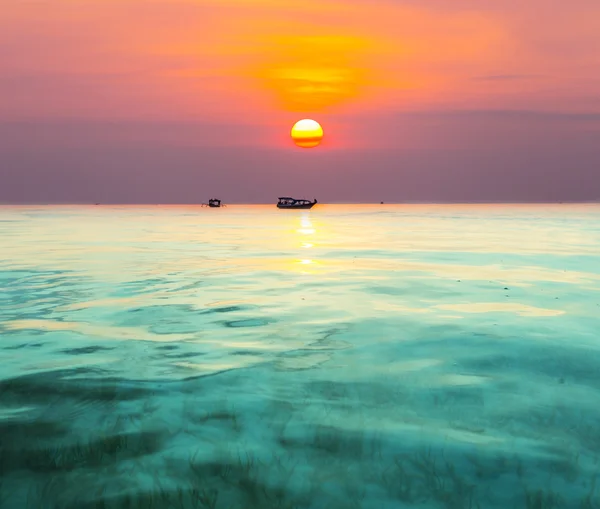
left=291, top=119, right=323, bottom=148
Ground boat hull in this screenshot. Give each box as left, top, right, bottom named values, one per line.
left=208, top=204, right=221, bottom=208
left=277, top=203, right=315, bottom=209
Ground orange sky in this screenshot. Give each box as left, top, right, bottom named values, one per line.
left=2, top=0, right=599, bottom=133
left=1, top=0, right=600, bottom=203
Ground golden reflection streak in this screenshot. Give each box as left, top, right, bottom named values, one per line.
left=286, top=213, right=323, bottom=275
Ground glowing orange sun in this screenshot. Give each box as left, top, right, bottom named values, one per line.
left=291, top=119, right=323, bottom=148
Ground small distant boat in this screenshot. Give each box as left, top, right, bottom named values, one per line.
left=277, top=197, right=318, bottom=209
left=203, top=198, right=223, bottom=208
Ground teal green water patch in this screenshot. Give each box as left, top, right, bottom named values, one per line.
left=116, top=277, right=172, bottom=296
left=222, top=318, right=271, bottom=328
left=0, top=271, right=82, bottom=317
left=160, top=350, right=206, bottom=360
left=112, top=304, right=201, bottom=329
left=0, top=365, right=599, bottom=508
left=207, top=305, right=246, bottom=313
left=163, top=279, right=206, bottom=293
left=106, top=303, right=266, bottom=335
left=3, top=341, right=46, bottom=350
left=60, top=345, right=116, bottom=355
left=2, top=330, right=82, bottom=349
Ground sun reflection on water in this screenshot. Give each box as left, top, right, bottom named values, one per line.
left=292, top=213, right=321, bottom=273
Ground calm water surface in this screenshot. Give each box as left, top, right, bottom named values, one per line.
left=1, top=204, right=600, bottom=508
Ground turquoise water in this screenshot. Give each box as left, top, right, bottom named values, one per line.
left=1, top=204, right=600, bottom=508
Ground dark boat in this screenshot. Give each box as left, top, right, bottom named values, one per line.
left=207, top=198, right=222, bottom=208
left=277, top=197, right=318, bottom=209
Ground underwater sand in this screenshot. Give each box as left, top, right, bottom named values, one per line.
left=1, top=204, right=600, bottom=508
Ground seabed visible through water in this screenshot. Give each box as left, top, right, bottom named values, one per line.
left=1, top=204, right=600, bottom=508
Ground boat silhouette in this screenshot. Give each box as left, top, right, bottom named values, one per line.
left=201, top=198, right=224, bottom=208
left=277, top=197, right=318, bottom=209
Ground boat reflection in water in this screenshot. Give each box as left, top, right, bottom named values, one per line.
left=277, top=197, right=318, bottom=209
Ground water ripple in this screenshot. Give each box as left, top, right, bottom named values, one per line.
left=1, top=205, right=600, bottom=508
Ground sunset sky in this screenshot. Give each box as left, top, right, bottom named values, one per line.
left=1, top=0, right=599, bottom=203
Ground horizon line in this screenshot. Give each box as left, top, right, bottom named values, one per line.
left=1, top=201, right=599, bottom=207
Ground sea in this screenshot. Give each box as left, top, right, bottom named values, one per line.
left=1, top=204, right=599, bottom=509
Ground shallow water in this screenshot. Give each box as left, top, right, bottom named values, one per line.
left=1, top=204, right=600, bottom=508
